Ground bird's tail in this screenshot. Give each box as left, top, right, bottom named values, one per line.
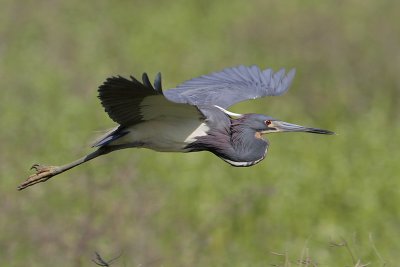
left=90, top=126, right=128, bottom=147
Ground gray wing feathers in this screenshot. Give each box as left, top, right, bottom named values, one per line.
left=98, top=66, right=295, bottom=126
left=164, top=65, right=296, bottom=108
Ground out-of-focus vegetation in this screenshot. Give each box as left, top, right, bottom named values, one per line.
left=1, top=0, right=399, bottom=266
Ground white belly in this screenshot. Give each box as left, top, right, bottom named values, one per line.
left=109, top=118, right=209, bottom=152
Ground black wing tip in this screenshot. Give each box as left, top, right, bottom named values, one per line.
left=98, top=72, right=163, bottom=93
left=143, top=72, right=163, bottom=92
left=154, top=72, right=162, bottom=92
left=141, top=72, right=154, bottom=90
left=99, top=75, right=132, bottom=88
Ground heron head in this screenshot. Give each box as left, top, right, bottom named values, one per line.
left=241, top=114, right=334, bottom=135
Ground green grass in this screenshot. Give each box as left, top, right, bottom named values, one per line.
left=1, top=0, right=399, bottom=266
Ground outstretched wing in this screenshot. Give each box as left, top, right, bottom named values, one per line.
left=164, top=65, right=296, bottom=109
left=98, top=73, right=204, bottom=127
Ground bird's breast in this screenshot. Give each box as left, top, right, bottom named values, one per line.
left=221, top=156, right=266, bottom=167
left=220, top=148, right=267, bottom=167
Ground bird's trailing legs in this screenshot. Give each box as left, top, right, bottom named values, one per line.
left=18, top=146, right=113, bottom=191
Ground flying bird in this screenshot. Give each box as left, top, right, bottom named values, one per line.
left=18, top=65, right=334, bottom=190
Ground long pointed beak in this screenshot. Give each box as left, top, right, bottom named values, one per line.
left=267, top=121, right=335, bottom=135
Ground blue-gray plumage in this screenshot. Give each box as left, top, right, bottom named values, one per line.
left=19, top=65, right=334, bottom=190
left=165, top=65, right=296, bottom=108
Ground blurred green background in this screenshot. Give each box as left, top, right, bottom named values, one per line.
left=1, top=0, right=399, bottom=266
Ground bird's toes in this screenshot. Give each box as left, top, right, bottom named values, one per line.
left=18, top=169, right=55, bottom=191
left=30, top=164, right=52, bottom=173
left=30, top=163, right=40, bottom=171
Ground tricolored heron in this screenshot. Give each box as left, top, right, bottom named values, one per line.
left=18, top=65, right=334, bottom=190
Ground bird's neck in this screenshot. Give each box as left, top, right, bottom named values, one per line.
left=184, top=120, right=269, bottom=167
left=228, top=126, right=269, bottom=165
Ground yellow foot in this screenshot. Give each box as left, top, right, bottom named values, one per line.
left=18, top=164, right=58, bottom=191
